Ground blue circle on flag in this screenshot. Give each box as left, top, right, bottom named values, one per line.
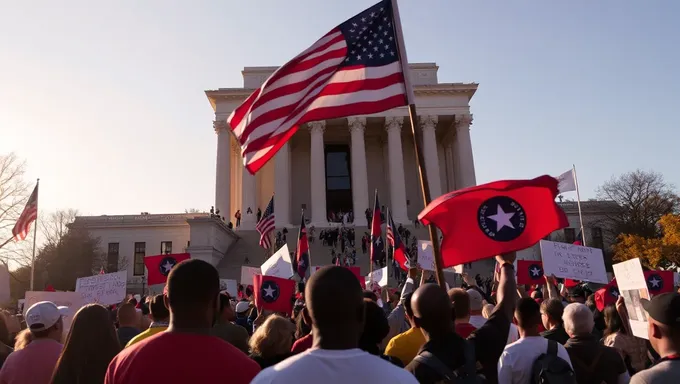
left=477, top=196, right=526, bottom=242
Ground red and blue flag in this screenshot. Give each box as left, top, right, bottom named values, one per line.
left=295, top=212, right=311, bottom=280
left=386, top=207, right=408, bottom=271
left=370, top=190, right=384, bottom=264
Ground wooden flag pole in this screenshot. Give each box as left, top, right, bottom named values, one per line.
left=391, top=0, right=446, bottom=287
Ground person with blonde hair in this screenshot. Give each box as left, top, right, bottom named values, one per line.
left=249, top=314, right=295, bottom=369
left=13, top=329, right=32, bottom=351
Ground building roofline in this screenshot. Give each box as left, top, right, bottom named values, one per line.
left=205, top=83, right=478, bottom=110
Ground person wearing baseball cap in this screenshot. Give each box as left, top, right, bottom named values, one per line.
left=0, top=301, right=63, bottom=384
left=630, top=293, right=680, bottom=383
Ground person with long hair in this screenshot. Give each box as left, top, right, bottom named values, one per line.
left=249, top=314, right=295, bottom=369
left=51, top=304, right=121, bottom=384
left=602, top=304, right=649, bottom=373
left=13, top=329, right=32, bottom=351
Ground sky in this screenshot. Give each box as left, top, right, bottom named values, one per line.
left=1, top=0, right=678, bottom=217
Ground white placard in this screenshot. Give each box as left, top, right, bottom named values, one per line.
left=219, top=279, right=238, bottom=296
left=240, top=266, right=261, bottom=285
left=75, top=271, right=127, bottom=306
left=417, top=240, right=435, bottom=271
left=260, top=244, right=294, bottom=279
left=365, top=267, right=388, bottom=287
left=613, top=258, right=650, bottom=339
left=539, top=240, right=608, bottom=284
left=24, top=291, right=87, bottom=335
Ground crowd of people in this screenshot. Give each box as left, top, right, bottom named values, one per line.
left=0, top=254, right=676, bottom=383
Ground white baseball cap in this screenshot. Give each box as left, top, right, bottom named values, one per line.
left=25, top=301, right=61, bottom=332
left=235, top=301, right=250, bottom=314
left=466, top=289, right=484, bottom=311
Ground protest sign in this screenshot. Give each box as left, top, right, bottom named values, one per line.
left=240, top=266, right=261, bottom=284
left=613, top=258, right=650, bottom=339
left=365, top=267, right=388, bottom=287
left=75, top=271, right=127, bottom=306
left=24, top=291, right=86, bottom=334
left=260, top=244, right=294, bottom=279
left=417, top=240, right=435, bottom=271
left=219, top=279, right=238, bottom=296
left=539, top=240, right=608, bottom=284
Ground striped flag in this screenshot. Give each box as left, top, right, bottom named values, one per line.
left=228, top=0, right=407, bottom=174
left=256, top=196, right=275, bottom=249
left=386, top=207, right=409, bottom=271
left=12, top=184, right=38, bottom=241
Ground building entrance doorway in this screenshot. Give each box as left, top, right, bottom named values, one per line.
left=325, top=145, right=353, bottom=221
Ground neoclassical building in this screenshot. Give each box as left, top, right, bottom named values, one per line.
left=207, top=63, right=478, bottom=228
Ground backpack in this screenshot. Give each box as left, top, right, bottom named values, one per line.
left=412, top=340, right=484, bottom=384
left=531, top=340, right=577, bottom=384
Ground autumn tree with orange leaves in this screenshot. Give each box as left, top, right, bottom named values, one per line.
left=613, top=214, right=680, bottom=269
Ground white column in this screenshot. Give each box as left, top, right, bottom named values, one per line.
left=348, top=117, right=369, bottom=227
left=309, top=121, right=328, bottom=226
left=240, top=167, right=257, bottom=229
left=444, top=144, right=456, bottom=192
left=385, top=117, right=409, bottom=224
left=421, top=115, right=443, bottom=199
left=214, top=120, right=231, bottom=219
left=275, top=142, right=292, bottom=227
left=455, top=114, right=477, bottom=188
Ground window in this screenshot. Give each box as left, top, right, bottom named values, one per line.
left=134, top=242, right=146, bottom=276
left=107, top=243, right=119, bottom=272
left=161, top=241, right=172, bottom=255
left=564, top=228, right=576, bottom=244
left=591, top=227, right=604, bottom=250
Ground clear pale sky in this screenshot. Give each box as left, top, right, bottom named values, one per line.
left=1, top=1, right=678, bottom=217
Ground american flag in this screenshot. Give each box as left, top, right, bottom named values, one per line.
left=256, top=196, right=275, bottom=249
left=12, top=184, right=38, bottom=241
left=228, top=0, right=407, bottom=174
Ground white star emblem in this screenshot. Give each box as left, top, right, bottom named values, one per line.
left=356, top=55, right=362, bottom=60
left=361, top=17, right=366, bottom=22
left=649, top=277, right=661, bottom=288
left=611, top=290, right=619, bottom=298
left=362, top=47, right=367, bottom=52
left=530, top=267, right=542, bottom=277
left=373, top=46, right=378, bottom=52
left=368, top=54, right=373, bottom=59
left=161, top=260, right=174, bottom=273
left=263, top=284, right=276, bottom=297
left=380, top=53, right=384, bottom=58
left=370, top=12, right=375, bottom=17
left=375, top=237, right=382, bottom=246
left=487, top=204, right=516, bottom=232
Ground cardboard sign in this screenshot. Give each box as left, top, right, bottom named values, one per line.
left=613, top=258, right=650, bottom=339
left=219, top=279, right=238, bottom=296
left=23, top=291, right=87, bottom=334
left=76, top=271, right=127, bottom=306
left=365, top=267, right=388, bottom=287
left=417, top=240, right=435, bottom=271
left=539, top=240, right=608, bottom=284
left=260, top=244, right=294, bottom=279
left=240, top=266, right=261, bottom=285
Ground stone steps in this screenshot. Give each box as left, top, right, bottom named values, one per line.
left=216, top=224, right=495, bottom=284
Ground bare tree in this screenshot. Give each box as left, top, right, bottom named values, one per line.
left=596, top=170, right=680, bottom=239
left=0, top=153, right=30, bottom=264
left=40, top=209, right=79, bottom=248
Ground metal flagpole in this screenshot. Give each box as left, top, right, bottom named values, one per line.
left=572, top=165, right=587, bottom=247
left=391, top=0, right=446, bottom=287
left=29, top=178, right=40, bottom=291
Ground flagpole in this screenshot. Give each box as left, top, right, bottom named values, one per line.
left=391, top=0, right=446, bottom=287
left=29, top=178, right=39, bottom=291
left=301, top=209, right=310, bottom=279
left=572, top=165, right=587, bottom=247
left=369, top=190, right=375, bottom=281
